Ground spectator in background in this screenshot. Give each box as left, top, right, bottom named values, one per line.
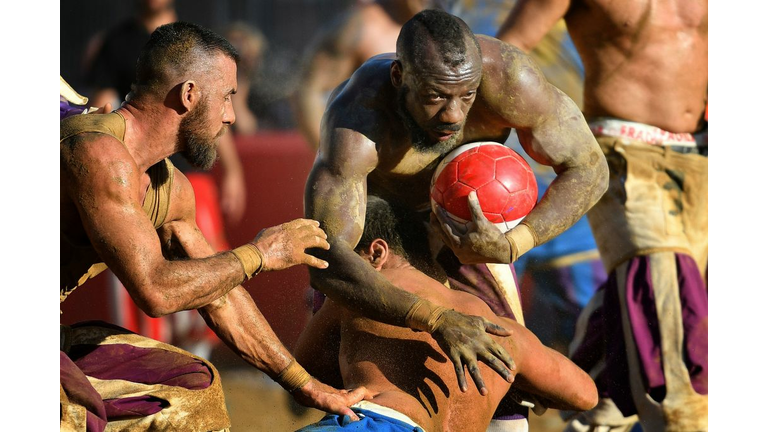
left=83, top=0, right=247, bottom=358
left=292, top=0, right=435, bottom=150
left=222, top=21, right=266, bottom=136
left=85, top=0, right=176, bottom=110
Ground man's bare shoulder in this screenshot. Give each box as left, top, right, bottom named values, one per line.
left=330, top=55, right=395, bottom=107
left=59, top=131, right=148, bottom=225
left=477, top=35, right=540, bottom=89
left=60, top=131, right=137, bottom=183
left=476, top=35, right=554, bottom=127
left=324, top=56, right=395, bottom=142
left=383, top=267, right=490, bottom=317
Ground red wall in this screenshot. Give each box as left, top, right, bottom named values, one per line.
left=60, top=131, right=318, bottom=351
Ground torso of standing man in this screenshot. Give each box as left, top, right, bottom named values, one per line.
left=565, top=0, right=708, bottom=133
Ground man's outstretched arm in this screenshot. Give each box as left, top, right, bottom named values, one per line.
left=62, top=134, right=329, bottom=317
left=304, top=116, right=516, bottom=395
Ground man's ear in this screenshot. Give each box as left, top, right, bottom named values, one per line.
left=368, top=239, right=390, bottom=271
left=178, top=80, right=198, bottom=114
left=390, top=60, right=404, bottom=88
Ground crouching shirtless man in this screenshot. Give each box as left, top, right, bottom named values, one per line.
left=295, top=197, right=597, bottom=431
left=60, top=22, right=367, bottom=431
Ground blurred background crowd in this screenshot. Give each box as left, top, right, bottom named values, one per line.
left=63, top=0, right=346, bottom=130
left=60, top=1, right=593, bottom=430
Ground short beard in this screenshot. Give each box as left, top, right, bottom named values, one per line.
left=396, top=85, right=462, bottom=155
left=179, top=98, right=220, bottom=170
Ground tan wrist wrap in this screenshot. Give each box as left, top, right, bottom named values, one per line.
left=506, top=221, right=538, bottom=262
left=277, top=359, right=312, bottom=393
left=231, top=242, right=265, bottom=280
left=405, top=298, right=449, bottom=334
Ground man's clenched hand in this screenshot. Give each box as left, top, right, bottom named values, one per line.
left=431, top=192, right=513, bottom=264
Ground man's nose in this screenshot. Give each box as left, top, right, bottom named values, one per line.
left=438, top=99, right=464, bottom=125
left=224, top=104, right=236, bottom=125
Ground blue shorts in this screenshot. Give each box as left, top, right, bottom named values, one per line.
left=297, top=402, right=425, bottom=432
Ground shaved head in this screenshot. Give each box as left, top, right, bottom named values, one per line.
left=396, top=9, right=481, bottom=71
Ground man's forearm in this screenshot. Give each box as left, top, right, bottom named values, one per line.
left=199, top=286, right=296, bottom=377
left=309, top=244, right=421, bottom=328
left=118, top=249, right=246, bottom=317
left=511, top=106, right=609, bottom=253
left=514, top=161, right=607, bottom=249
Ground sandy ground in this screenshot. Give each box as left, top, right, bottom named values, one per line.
left=218, top=366, right=570, bottom=432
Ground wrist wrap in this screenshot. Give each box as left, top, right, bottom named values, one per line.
left=231, top=242, right=265, bottom=280
left=277, top=359, right=312, bottom=393
left=505, top=221, right=538, bottom=262
left=405, top=298, right=449, bottom=334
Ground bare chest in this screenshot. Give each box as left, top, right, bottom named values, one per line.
left=570, top=0, right=707, bottom=39
left=369, top=149, right=441, bottom=210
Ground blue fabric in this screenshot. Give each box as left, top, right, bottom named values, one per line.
left=297, top=408, right=424, bottom=432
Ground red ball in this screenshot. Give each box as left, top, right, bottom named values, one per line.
left=430, top=142, right=537, bottom=233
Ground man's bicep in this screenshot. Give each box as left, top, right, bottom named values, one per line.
left=500, top=51, right=592, bottom=169
left=519, top=89, right=593, bottom=170
left=73, top=168, right=166, bottom=290
left=305, top=130, right=376, bottom=247
left=305, top=162, right=367, bottom=249
left=157, top=169, right=219, bottom=260
left=497, top=0, right=571, bottom=51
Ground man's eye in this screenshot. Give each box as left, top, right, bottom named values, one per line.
left=462, top=92, right=476, bottom=99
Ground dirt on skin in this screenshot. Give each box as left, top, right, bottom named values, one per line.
left=219, top=366, right=570, bottom=432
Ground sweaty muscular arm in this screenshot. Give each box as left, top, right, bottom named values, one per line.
left=293, top=10, right=364, bottom=150
left=305, top=98, right=516, bottom=395
left=496, top=0, right=571, bottom=52
left=398, top=267, right=597, bottom=411
left=444, top=39, right=607, bottom=264
left=62, top=134, right=327, bottom=317
left=501, top=41, right=607, bottom=249
left=421, top=270, right=597, bottom=410
left=493, top=316, right=597, bottom=411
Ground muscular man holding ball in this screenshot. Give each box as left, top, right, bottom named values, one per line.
left=302, top=9, right=607, bottom=427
